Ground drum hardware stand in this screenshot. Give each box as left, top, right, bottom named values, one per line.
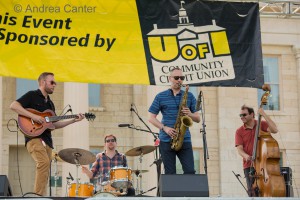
left=135, top=153, right=144, bottom=195
left=149, top=150, right=162, bottom=196
left=95, top=174, right=102, bottom=194
left=49, top=157, right=59, bottom=196
left=53, top=158, right=59, bottom=196
left=136, top=186, right=157, bottom=196
left=74, top=157, right=81, bottom=197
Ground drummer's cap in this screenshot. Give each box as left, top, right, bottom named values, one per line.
left=104, top=134, right=117, bottom=143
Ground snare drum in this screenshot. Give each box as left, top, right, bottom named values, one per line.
left=68, top=183, right=94, bottom=197
left=109, top=166, right=132, bottom=189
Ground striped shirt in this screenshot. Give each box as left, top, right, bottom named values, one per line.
left=91, top=150, right=127, bottom=182
left=148, top=89, right=197, bottom=142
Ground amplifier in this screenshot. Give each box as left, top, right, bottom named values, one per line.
left=159, top=174, right=209, bottom=197
left=280, top=167, right=292, bottom=185
left=0, top=175, right=13, bottom=196
left=280, top=167, right=293, bottom=197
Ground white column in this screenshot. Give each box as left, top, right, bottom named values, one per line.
left=294, top=45, right=300, bottom=126
left=61, top=82, right=90, bottom=195
left=145, top=85, right=168, bottom=197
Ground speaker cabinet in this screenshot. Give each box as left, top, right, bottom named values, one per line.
left=159, top=174, right=209, bottom=197
left=280, top=167, right=293, bottom=197
left=0, top=175, right=13, bottom=196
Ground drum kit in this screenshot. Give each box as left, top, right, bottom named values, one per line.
left=51, top=145, right=156, bottom=197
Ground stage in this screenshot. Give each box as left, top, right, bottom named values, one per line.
left=0, top=196, right=300, bottom=200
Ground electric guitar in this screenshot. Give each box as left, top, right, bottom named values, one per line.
left=18, top=108, right=96, bottom=138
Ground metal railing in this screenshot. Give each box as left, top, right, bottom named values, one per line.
left=259, top=0, right=300, bottom=18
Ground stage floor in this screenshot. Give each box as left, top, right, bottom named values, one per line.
left=0, top=196, right=300, bottom=200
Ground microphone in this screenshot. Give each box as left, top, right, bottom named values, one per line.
left=69, top=172, right=74, bottom=181
left=118, top=124, right=131, bottom=127
left=196, top=91, right=202, bottom=111
left=68, top=105, right=73, bottom=114
left=130, top=103, right=134, bottom=112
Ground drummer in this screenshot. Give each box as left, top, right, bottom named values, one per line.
left=82, top=134, right=135, bottom=196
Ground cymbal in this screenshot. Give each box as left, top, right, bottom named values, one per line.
left=58, top=148, right=96, bottom=165
left=52, top=151, right=64, bottom=162
left=125, top=145, right=156, bottom=156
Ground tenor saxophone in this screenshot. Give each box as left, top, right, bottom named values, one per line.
left=170, top=84, right=193, bottom=151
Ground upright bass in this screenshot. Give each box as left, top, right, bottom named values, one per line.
left=250, top=84, right=286, bottom=197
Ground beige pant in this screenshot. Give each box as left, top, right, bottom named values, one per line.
left=26, top=138, right=52, bottom=196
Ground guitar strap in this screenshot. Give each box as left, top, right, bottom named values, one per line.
left=48, top=98, right=55, bottom=112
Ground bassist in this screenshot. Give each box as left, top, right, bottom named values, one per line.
left=10, top=72, right=84, bottom=196
left=235, top=105, right=278, bottom=196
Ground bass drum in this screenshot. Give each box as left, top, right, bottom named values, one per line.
left=68, top=183, right=94, bottom=197
left=93, top=191, right=116, bottom=198
left=101, top=181, right=127, bottom=196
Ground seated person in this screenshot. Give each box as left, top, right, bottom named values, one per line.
left=82, top=134, right=135, bottom=196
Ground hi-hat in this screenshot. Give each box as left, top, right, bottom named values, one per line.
left=58, top=148, right=96, bottom=165
left=125, top=145, right=156, bottom=156
left=52, top=151, right=64, bottom=162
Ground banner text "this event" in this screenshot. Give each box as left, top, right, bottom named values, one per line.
left=0, top=13, right=116, bottom=51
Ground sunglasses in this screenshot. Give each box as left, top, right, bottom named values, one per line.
left=239, top=113, right=248, bottom=117
left=105, top=139, right=116, bottom=143
left=172, top=76, right=185, bottom=81
left=45, top=80, right=57, bottom=85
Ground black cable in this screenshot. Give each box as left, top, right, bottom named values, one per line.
left=59, top=104, right=71, bottom=116
left=7, top=118, right=23, bottom=196
left=22, top=192, right=42, bottom=197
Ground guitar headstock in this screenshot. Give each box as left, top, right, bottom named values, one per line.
left=84, top=113, right=96, bottom=121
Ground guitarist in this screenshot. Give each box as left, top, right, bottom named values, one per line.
left=10, top=72, right=85, bottom=196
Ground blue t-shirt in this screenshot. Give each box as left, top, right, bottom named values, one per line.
left=148, top=89, right=197, bottom=142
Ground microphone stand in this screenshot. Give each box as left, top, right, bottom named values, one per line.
left=125, top=125, right=158, bottom=137
left=199, top=92, right=209, bottom=174
left=131, top=108, right=158, bottom=139
left=130, top=106, right=162, bottom=197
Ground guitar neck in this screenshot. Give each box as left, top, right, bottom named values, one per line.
left=49, top=114, right=77, bottom=122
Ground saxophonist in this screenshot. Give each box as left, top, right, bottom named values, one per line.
left=148, top=67, right=200, bottom=174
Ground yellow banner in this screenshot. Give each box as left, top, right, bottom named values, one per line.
left=0, top=0, right=150, bottom=84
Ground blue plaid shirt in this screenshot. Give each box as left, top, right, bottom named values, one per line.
left=91, top=150, right=127, bottom=182
left=148, top=89, right=197, bottom=142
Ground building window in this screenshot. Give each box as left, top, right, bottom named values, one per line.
left=257, top=57, right=279, bottom=110
left=89, top=84, right=101, bottom=107
left=16, top=78, right=38, bottom=98
left=89, top=147, right=103, bottom=168
left=176, top=150, right=200, bottom=174
left=189, top=86, right=201, bottom=110
left=189, top=86, right=198, bottom=99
